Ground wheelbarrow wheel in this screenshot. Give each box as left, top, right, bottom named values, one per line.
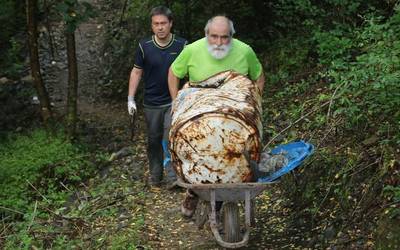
left=223, top=202, right=241, bottom=243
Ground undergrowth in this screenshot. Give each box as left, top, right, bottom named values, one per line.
left=262, top=4, right=399, bottom=249
left=0, top=129, right=98, bottom=217
left=0, top=128, right=148, bottom=249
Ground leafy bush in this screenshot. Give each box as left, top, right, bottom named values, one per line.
left=0, top=0, right=25, bottom=78
left=325, top=7, right=400, bottom=144
left=99, top=0, right=152, bottom=99
left=56, top=0, right=97, bottom=33
left=263, top=36, right=314, bottom=87
left=0, top=129, right=98, bottom=218
left=313, top=28, right=355, bottom=66
left=0, top=1, right=24, bottom=49
left=2, top=37, right=24, bottom=77
left=261, top=3, right=399, bottom=248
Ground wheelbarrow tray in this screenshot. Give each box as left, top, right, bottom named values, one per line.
left=176, top=180, right=275, bottom=202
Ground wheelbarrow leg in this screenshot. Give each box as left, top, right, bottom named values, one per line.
left=245, top=190, right=252, bottom=227
left=209, top=189, right=251, bottom=248
left=195, top=200, right=210, bottom=229
left=209, top=189, right=218, bottom=230
left=250, top=199, right=256, bottom=227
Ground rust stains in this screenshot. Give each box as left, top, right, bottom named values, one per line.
left=224, top=148, right=242, bottom=162
left=170, top=71, right=263, bottom=184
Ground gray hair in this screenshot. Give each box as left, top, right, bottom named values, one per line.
left=204, top=16, right=236, bottom=37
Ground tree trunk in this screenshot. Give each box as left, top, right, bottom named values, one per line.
left=26, top=0, right=53, bottom=123
left=66, top=31, right=78, bottom=139
left=119, top=0, right=129, bottom=26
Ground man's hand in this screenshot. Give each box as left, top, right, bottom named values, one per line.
left=128, top=96, right=137, bottom=115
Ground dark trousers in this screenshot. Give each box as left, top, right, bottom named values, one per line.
left=143, top=104, right=174, bottom=184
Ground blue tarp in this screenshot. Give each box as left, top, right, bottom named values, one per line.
left=258, top=141, right=315, bottom=183
left=162, top=140, right=171, bottom=168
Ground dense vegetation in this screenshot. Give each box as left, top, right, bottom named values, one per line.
left=0, top=0, right=26, bottom=77
left=0, top=129, right=97, bottom=214
left=105, top=0, right=399, bottom=228
left=1, top=0, right=399, bottom=248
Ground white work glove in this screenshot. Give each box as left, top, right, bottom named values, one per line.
left=128, top=96, right=137, bottom=115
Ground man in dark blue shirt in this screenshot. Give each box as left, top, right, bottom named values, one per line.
left=128, top=6, right=187, bottom=187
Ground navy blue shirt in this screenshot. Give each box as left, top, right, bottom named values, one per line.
left=134, top=34, right=187, bottom=106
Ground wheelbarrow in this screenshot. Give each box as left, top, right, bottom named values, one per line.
left=177, top=180, right=275, bottom=248
left=176, top=141, right=314, bottom=248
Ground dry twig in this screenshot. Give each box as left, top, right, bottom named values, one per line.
left=27, top=201, right=38, bottom=231
left=0, top=206, right=24, bottom=215
left=264, top=100, right=331, bottom=150
left=26, top=179, right=50, bottom=204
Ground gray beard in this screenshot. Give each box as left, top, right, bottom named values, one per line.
left=207, top=41, right=232, bottom=59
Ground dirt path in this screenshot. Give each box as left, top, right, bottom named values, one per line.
left=38, top=1, right=323, bottom=249
left=40, top=1, right=220, bottom=248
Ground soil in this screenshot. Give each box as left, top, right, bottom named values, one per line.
left=32, top=1, right=369, bottom=249
left=39, top=0, right=222, bottom=248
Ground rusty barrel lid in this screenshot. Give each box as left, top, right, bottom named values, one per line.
left=169, top=71, right=262, bottom=184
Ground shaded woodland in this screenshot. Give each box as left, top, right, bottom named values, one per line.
left=0, top=0, right=399, bottom=248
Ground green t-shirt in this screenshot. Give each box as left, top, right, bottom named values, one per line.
left=171, top=38, right=262, bottom=82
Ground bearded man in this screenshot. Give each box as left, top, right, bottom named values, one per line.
left=168, top=15, right=265, bottom=100
left=167, top=15, right=265, bottom=217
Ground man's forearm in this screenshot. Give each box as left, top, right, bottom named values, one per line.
left=129, top=67, right=143, bottom=97
left=168, top=67, right=180, bottom=100
left=255, top=71, right=265, bottom=93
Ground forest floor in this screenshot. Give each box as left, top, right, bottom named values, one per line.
left=40, top=0, right=223, bottom=248
left=31, top=0, right=374, bottom=249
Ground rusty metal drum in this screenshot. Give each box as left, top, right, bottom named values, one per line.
left=169, top=71, right=263, bottom=184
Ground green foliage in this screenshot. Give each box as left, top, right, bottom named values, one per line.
left=0, top=0, right=15, bottom=43
left=0, top=129, right=98, bottom=218
left=271, top=0, right=319, bottom=34
left=3, top=173, right=147, bottom=249
left=0, top=126, right=148, bottom=248
left=0, top=81, right=37, bottom=135
left=261, top=3, right=399, bottom=247
left=0, top=0, right=24, bottom=48
left=264, top=36, right=313, bottom=86
left=3, top=37, right=25, bottom=77
left=99, top=0, right=153, bottom=98
left=56, top=0, right=96, bottom=33
left=0, top=0, right=25, bottom=78
left=313, top=28, right=355, bottom=65
left=270, top=0, right=351, bottom=35
left=324, top=7, right=400, bottom=143
left=383, top=184, right=400, bottom=218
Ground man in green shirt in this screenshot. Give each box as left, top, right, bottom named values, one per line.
left=168, top=15, right=265, bottom=100
left=168, top=15, right=265, bottom=218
